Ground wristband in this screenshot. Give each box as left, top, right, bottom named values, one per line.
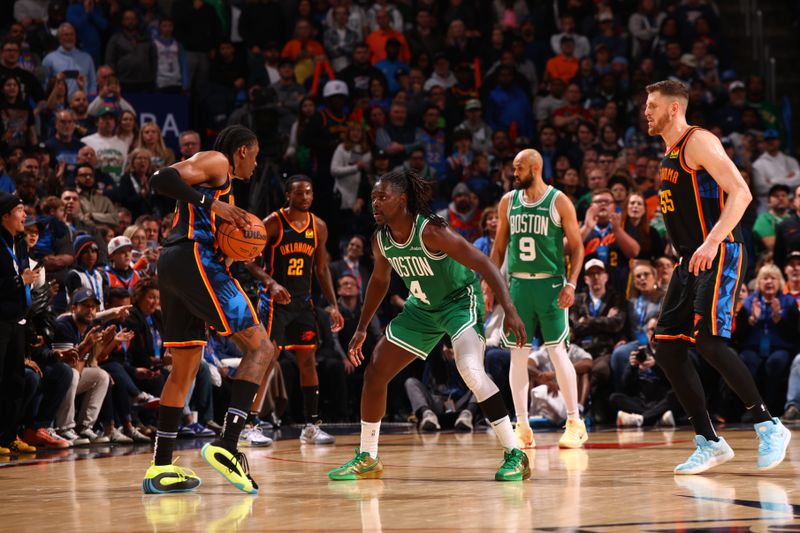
left=565, top=282, right=576, bottom=290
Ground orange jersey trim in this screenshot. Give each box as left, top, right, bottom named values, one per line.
left=654, top=333, right=696, bottom=343
left=281, top=208, right=312, bottom=234
left=187, top=204, right=195, bottom=239
left=282, top=344, right=318, bottom=350
left=164, top=340, right=207, bottom=348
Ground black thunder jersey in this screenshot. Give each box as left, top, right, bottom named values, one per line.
left=265, top=209, right=318, bottom=300
left=658, top=126, right=742, bottom=255
left=167, top=174, right=233, bottom=249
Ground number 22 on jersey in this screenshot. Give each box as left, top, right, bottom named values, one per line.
left=288, top=257, right=304, bottom=276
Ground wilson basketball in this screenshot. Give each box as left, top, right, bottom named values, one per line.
left=216, top=213, right=267, bottom=261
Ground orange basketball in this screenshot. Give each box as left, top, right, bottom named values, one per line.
left=216, top=213, right=267, bottom=261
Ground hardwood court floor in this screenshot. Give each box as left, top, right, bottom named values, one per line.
left=2, top=426, right=800, bottom=532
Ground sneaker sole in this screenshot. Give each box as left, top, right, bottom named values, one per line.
left=758, top=430, right=791, bottom=471
left=495, top=467, right=532, bottom=482
left=238, top=440, right=273, bottom=448
left=141, top=477, right=202, bottom=494
left=328, top=468, right=384, bottom=481
left=558, top=433, right=588, bottom=449
left=200, top=443, right=258, bottom=494
left=674, top=448, right=735, bottom=475
left=300, top=438, right=335, bottom=445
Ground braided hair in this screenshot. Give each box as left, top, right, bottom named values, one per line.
left=377, top=168, right=447, bottom=228
left=212, top=125, right=257, bottom=168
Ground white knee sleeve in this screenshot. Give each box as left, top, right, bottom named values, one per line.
left=452, top=328, right=498, bottom=402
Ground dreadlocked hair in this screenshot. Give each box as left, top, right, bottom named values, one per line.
left=379, top=168, right=447, bottom=228
left=212, top=125, right=257, bottom=167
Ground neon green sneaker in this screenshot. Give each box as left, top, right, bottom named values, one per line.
left=495, top=448, right=531, bottom=481
left=141, top=459, right=202, bottom=494
left=200, top=442, right=258, bottom=494
left=328, top=448, right=384, bottom=481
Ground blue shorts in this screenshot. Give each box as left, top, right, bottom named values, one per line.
left=158, top=241, right=259, bottom=347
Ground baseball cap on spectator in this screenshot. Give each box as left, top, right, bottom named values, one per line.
left=769, top=184, right=791, bottom=196
left=729, top=80, right=745, bottom=92
left=24, top=215, right=44, bottom=232
left=73, top=234, right=98, bottom=257
left=721, top=136, right=734, bottom=147
left=786, top=250, right=800, bottom=264
left=323, top=80, right=348, bottom=99
left=97, top=105, right=118, bottom=118
left=584, top=258, right=606, bottom=273
left=71, top=287, right=100, bottom=306
left=679, top=54, right=697, bottom=68
left=108, top=235, right=133, bottom=255
left=763, top=128, right=780, bottom=140
left=611, top=56, right=628, bottom=66
left=0, top=192, right=22, bottom=218
left=465, top=99, right=482, bottom=111
left=451, top=183, right=472, bottom=199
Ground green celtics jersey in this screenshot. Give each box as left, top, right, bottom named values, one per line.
left=377, top=214, right=477, bottom=307
left=507, top=186, right=565, bottom=276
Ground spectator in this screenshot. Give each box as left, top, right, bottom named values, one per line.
left=735, top=264, right=799, bottom=415
left=456, top=99, right=492, bottom=155
left=65, top=234, right=108, bottom=309
left=553, top=83, right=592, bottom=135
left=621, top=192, right=665, bottom=262
left=752, top=129, right=800, bottom=213
left=74, top=163, right=117, bottom=226
left=330, top=236, right=371, bottom=302
left=628, top=0, right=666, bottom=60
left=437, top=183, right=481, bottom=243
left=528, top=338, right=593, bottom=424
left=0, top=75, right=37, bottom=151
left=610, top=262, right=663, bottom=389
left=324, top=5, right=359, bottom=73
left=366, top=9, right=411, bottom=65
left=406, top=9, right=444, bottom=60
left=74, top=144, right=114, bottom=191
left=473, top=206, right=498, bottom=257
left=80, top=107, right=127, bottom=183
left=425, top=54, right=456, bottom=92
left=366, top=0, right=403, bottom=33
left=0, top=39, right=45, bottom=107
left=104, top=236, right=142, bottom=291
left=485, top=65, right=534, bottom=140
left=774, top=185, right=800, bottom=270
left=132, top=121, right=175, bottom=170
left=281, top=20, right=325, bottom=83
left=45, top=109, right=84, bottom=181
left=581, top=188, right=637, bottom=289
left=117, top=109, right=137, bottom=151
left=121, top=278, right=166, bottom=398
left=283, top=96, right=316, bottom=171
left=53, top=287, right=112, bottom=444
left=68, top=90, right=93, bottom=137
left=152, top=16, right=188, bottom=94
left=330, top=122, right=371, bottom=238
left=272, top=58, right=305, bottom=139
left=611, top=317, right=677, bottom=428
left=105, top=9, right=156, bottom=93
left=208, top=40, right=248, bottom=93
left=550, top=15, right=591, bottom=59
left=376, top=39, right=409, bottom=95
left=339, top=42, right=386, bottom=96
left=783, top=251, right=800, bottom=308
left=415, top=105, right=446, bottom=179
left=65, top=0, right=108, bottom=66
left=42, top=23, right=96, bottom=96
left=112, top=148, right=160, bottom=220
left=172, top=0, right=223, bottom=91
left=753, top=184, right=792, bottom=255
left=87, top=74, right=135, bottom=118
left=178, top=130, right=201, bottom=160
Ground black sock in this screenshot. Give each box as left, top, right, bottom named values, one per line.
left=217, top=380, right=260, bottom=452
left=477, top=392, right=508, bottom=423
left=153, top=405, right=183, bottom=466
left=688, top=412, right=718, bottom=442
left=746, top=402, right=773, bottom=424
left=302, top=386, right=320, bottom=425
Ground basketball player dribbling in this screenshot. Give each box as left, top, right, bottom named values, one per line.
left=327, top=169, right=531, bottom=482
left=645, top=80, right=790, bottom=474
left=245, top=175, right=344, bottom=445
left=142, top=125, right=275, bottom=494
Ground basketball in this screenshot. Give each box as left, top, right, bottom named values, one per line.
left=216, top=213, right=267, bottom=261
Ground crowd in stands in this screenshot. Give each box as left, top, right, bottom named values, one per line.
left=1, top=0, right=800, bottom=454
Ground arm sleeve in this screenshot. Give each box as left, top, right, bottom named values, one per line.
left=148, top=166, right=210, bottom=207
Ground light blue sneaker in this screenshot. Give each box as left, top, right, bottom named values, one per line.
left=755, top=418, right=791, bottom=470
left=674, top=435, right=735, bottom=475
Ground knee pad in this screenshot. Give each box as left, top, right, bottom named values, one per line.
left=453, top=329, right=498, bottom=402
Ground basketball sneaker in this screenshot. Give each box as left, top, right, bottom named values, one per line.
left=24, top=427, right=70, bottom=449
left=10, top=437, right=36, bottom=454
left=0, top=445, right=9, bottom=455
left=558, top=418, right=588, bottom=448
left=674, top=435, right=735, bottom=475
left=454, top=410, right=473, bottom=432
left=755, top=418, right=791, bottom=470
left=238, top=426, right=273, bottom=447
left=58, top=428, right=89, bottom=447
left=300, top=422, right=335, bottom=444
left=514, top=423, right=535, bottom=448
left=201, top=442, right=258, bottom=494
left=328, top=448, right=384, bottom=481
left=419, top=410, right=440, bottom=432
left=142, top=460, right=202, bottom=494
left=616, top=411, right=644, bottom=428
left=495, top=448, right=531, bottom=481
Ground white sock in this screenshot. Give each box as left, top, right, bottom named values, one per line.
left=547, top=343, right=579, bottom=420
left=509, top=347, right=530, bottom=426
left=360, top=420, right=381, bottom=458
left=490, top=415, right=517, bottom=451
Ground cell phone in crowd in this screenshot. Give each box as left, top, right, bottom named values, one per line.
left=146, top=240, right=158, bottom=251
left=63, top=70, right=79, bottom=79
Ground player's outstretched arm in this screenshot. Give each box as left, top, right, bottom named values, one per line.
left=685, top=130, right=753, bottom=274
left=313, top=217, right=344, bottom=332
left=489, top=192, right=513, bottom=269
left=557, top=193, right=584, bottom=308
left=423, top=224, right=526, bottom=346
left=348, top=233, right=392, bottom=365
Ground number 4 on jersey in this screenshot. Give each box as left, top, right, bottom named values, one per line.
left=409, top=280, right=430, bottom=305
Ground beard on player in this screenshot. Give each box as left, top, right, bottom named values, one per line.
left=647, top=110, right=670, bottom=136
left=513, top=170, right=535, bottom=190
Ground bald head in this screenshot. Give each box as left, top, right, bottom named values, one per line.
left=513, top=149, right=543, bottom=188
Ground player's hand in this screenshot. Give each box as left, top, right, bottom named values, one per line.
left=688, top=239, right=719, bottom=275
left=328, top=307, right=344, bottom=333
left=557, top=283, right=575, bottom=308
left=503, top=306, right=527, bottom=348
left=269, top=282, right=291, bottom=305
left=211, top=201, right=251, bottom=230
left=347, top=329, right=367, bottom=366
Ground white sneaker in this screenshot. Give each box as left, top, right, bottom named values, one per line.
left=238, top=425, right=273, bottom=447
left=58, top=428, right=89, bottom=447
left=616, top=410, right=644, bottom=428
left=78, top=427, right=110, bottom=444
left=107, top=427, right=133, bottom=444
left=300, top=423, right=335, bottom=444
left=660, top=410, right=676, bottom=427
left=454, top=410, right=473, bottom=432
left=419, top=409, right=441, bottom=432
left=124, top=426, right=152, bottom=443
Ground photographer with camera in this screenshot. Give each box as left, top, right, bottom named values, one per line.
left=610, top=317, right=679, bottom=428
